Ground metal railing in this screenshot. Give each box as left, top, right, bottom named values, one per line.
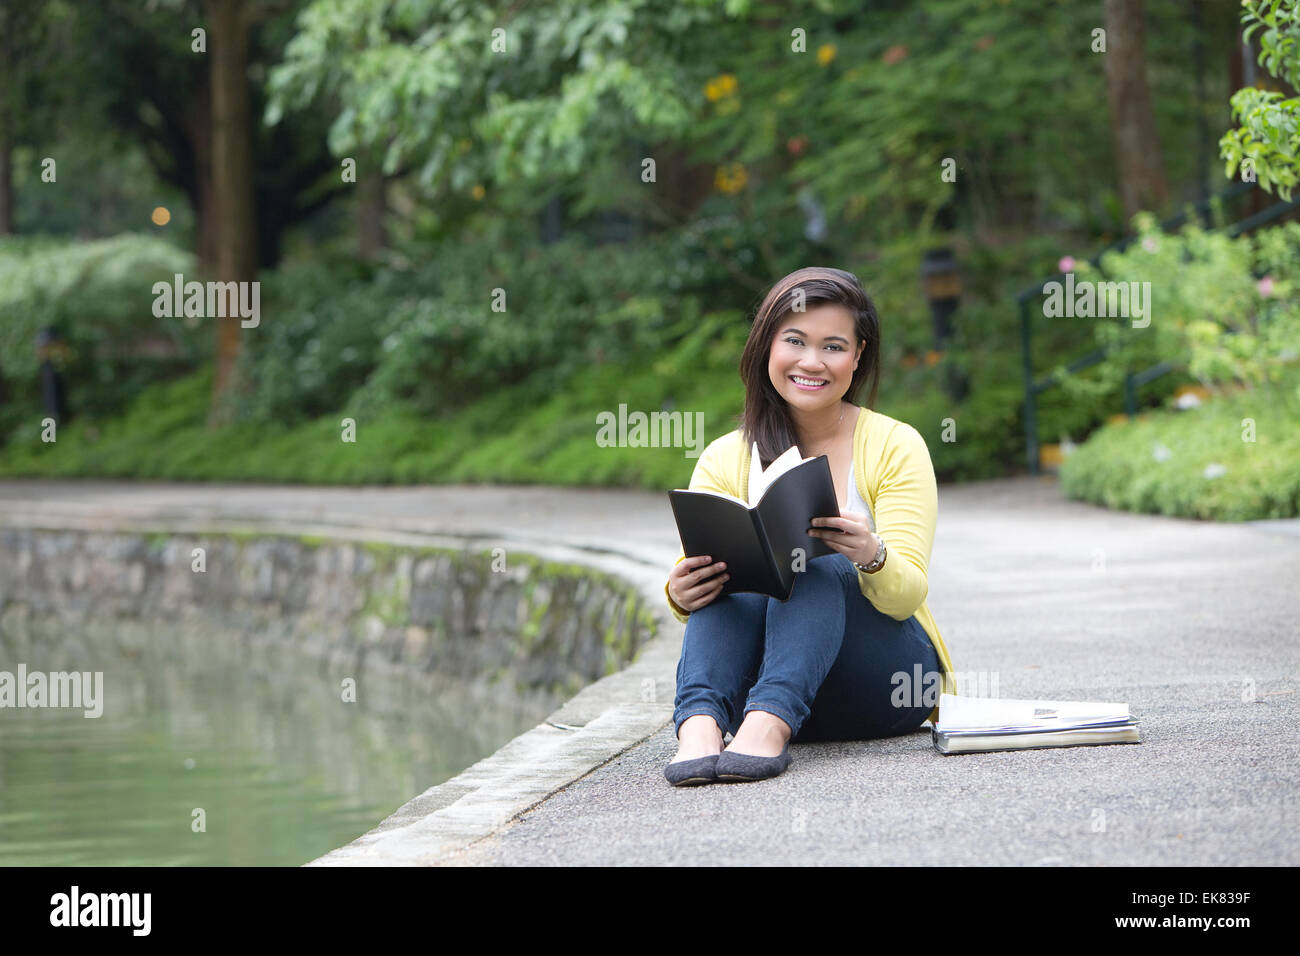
left=1017, top=183, right=1300, bottom=474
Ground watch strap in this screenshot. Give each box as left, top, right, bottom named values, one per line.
left=854, top=536, right=887, bottom=574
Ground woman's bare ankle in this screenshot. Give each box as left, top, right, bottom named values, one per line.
left=725, top=710, right=791, bottom=757
left=672, top=714, right=724, bottom=760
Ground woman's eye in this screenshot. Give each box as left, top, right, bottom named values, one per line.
left=785, top=337, right=843, bottom=350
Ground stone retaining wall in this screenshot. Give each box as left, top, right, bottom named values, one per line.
left=0, top=528, right=659, bottom=700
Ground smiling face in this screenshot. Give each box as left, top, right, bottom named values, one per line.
left=767, top=303, right=864, bottom=408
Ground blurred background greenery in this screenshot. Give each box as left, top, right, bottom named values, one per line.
left=0, top=0, right=1296, bottom=518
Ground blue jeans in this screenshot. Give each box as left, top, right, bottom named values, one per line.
left=672, top=551, right=941, bottom=743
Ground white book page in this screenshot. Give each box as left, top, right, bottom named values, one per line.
left=940, top=725, right=1140, bottom=752
left=747, top=442, right=814, bottom=504
left=679, top=488, right=750, bottom=508
left=936, top=693, right=1131, bottom=733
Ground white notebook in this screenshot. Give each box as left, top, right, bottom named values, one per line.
left=932, top=693, right=1140, bottom=754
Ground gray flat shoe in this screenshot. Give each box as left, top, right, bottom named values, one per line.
left=664, top=753, right=720, bottom=786
left=715, top=743, right=791, bottom=782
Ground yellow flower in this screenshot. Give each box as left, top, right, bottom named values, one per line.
left=714, top=162, right=747, bottom=194
left=817, top=43, right=836, bottom=66
left=705, top=73, right=737, bottom=101
left=471, top=184, right=485, bottom=200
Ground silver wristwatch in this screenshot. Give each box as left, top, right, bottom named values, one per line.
left=854, top=536, right=887, bottom=574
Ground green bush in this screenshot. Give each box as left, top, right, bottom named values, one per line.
left=0, top=234, right=203, bottom=444
left=341, top=232, right=711, bottom=421
left=1060, top=368, right=1300, bottom=519
left=1061, top=218, right=1300, bottom=399
left=232, top=256, right=394, bottom=425
left=21, top=218, right=1291, bottom=500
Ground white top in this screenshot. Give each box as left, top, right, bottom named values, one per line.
left=746, top=442, right=875, bottom=528
left=845, top=459, right=875, bottom=528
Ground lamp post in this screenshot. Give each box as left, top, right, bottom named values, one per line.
left=36, top=326, right=69, bottom=423
left=920, top=248, right=967, bottom=400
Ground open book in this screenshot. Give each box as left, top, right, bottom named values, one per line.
left=668, top=442, right=841, bottom=601
left=932, top=693, right=1141, bottom=754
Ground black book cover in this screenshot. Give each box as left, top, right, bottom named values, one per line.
left=668, top=453, right=842, bottom=601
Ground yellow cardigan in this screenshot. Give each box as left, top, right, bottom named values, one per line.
left=663, top=406, right=956, bottom=726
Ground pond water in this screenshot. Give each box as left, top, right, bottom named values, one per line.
left=0, top=621, right=562, bottom=865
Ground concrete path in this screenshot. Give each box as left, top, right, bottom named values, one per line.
left=2, top=476, right=1297, bottom=865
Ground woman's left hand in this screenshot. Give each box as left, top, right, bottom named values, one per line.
left=808, top=513, right=878, bottom=567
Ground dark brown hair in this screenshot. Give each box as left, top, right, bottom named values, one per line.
left=737, top=266, right=881, bottom=470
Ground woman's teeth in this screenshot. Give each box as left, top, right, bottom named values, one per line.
left=791, top=375, right=827, bottom=389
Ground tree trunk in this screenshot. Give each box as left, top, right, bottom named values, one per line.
left=1103, top=0, right=1170, bottom=222
left=205, top=0, right=258, bottom=428
left=355, top=164, right=388, bottom=261
left=191, top=74, right=218, bottom=274
left=0, top=7, right=15, bottom=236
left=0, top=110, right=13, bottom=237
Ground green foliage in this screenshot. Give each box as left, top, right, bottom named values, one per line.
left=266, top=0, right=722, bottom=209
left=1052, top=219, right=1300, bottom=404
left=233, top=257, right=396, bottom=425
left=770, top=1, right=1110, bottom=237
left=1220, top=0, right=1300, bottom=199
left=1052, top=214, right=1300, bottom=520
left=237, top=223, right=757, bottom=427
left=0, top=234, right=203, bottom=444
left=0, top=293, right=1015, bottom=487
left=0, top=224, right=1113, bottom=488
left=348, top=234, right=691, bottom=419
left=5, top=226, right=1291, bottom=520
left=268, top=0, right=1231, bottom=250
left=7, top=0, right=1283, bottom=522
left=1060, top=368, right=1300, bottom=520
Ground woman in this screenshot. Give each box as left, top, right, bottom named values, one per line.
left=663, top=266, right=957, bottom=786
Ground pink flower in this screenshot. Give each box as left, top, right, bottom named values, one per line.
left=1058, top=256, right=1075, bottom=273
left=1142, top=237, right=1158, bottom=253
left=882, top=44, right=908, bottom=65
left=1258, top=276, right=1274, bottom=298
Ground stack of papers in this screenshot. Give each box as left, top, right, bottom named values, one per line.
left=932, top=693, right=1141, bottom=754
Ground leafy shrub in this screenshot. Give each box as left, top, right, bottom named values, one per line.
left=1070, top=218, right=1300, bottom=398
left=1061, top=368, right=1300, bottom=519
left=342, top=233, right=703, bottom=421
left=232, top=256, right=394, bottom=425
left=0, top=234, right=203, bottom=445
left=1219, top=0, right=1300, bottom=201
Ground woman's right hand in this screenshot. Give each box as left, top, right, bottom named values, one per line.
left=667, top=555, right=729, bottom=612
